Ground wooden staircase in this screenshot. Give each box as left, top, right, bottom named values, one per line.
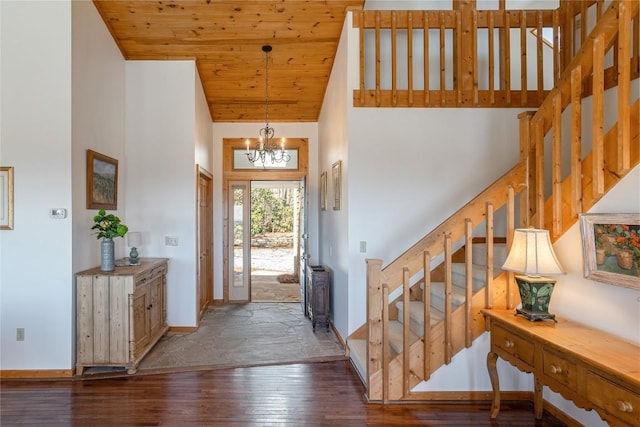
left=348, top=0, right=639, bottom=403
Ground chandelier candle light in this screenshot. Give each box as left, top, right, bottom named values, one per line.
left=502, top=228, right=565, bottom=322
left=245, top=45, right=290, bottom=167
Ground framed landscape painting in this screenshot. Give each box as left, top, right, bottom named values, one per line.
left=0, top=166, right=14, bottom=230
left=579, top=213, right=640, bottom=290
left=86, top=150, right=118, bottom=210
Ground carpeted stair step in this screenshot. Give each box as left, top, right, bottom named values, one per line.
left=388, top=319, right=420, bottom=354
left=395, top=301, right=444, bottom=337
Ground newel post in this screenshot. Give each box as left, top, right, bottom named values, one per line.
left=366, top=258, right=384, bottom=401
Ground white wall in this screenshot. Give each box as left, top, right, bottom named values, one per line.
left=317, top=13, right=353, bottom=339
left=195, top=70, right=213, bottom=172
left=0, top=0, right=74, bottom=370
left=72, top=0, right=127, bottom=274
left=125, top=61, right=199, bottom=327
left=210, top=122, right=319, bottom=301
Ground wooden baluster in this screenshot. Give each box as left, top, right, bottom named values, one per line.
left=472, top=9, right=479, bottom=104
left=488, top=12, right=495, bottom=105
left=464, top=219, right=473, bottom=347
left=359, top=10, right=365, bottom=106
left=633, top=5, right=639, bottom=66
left=504, top=10, right=511, bottom=104
left=456, top=11, right=462, bottom=105
left=506, top=186, right=515, bottom=309
left=408, top=11, right=414, bottom=107
left=382, top=283, right=389, bottom=404
left=423, top=11, right=430, bottom=106
left=375, top=11, right=381, bottom=107
left=536, top=10, right=544, bottom=103
left=518, top=111, right=534, bottom=228
left=423, top=250, right=431, bottom=381
left=534, top=118, right=545, bottom=229
left=617, top=1, right=631, bottom=174
left=520, top=10, right=527, bottom=105
left=552, top=92, right=562, bottom=239
left=485, top=203, right=494, bottom=310
left=366, top=258, right=383, bottom=401
left=592, top=34, right=605, bottom=199
left=391, top=11, right=398, bottom=107
left=440, top=11, right=446, bottom=106
left=444, top=233, right=453, bottom=364
left=570, top=66, right=583, bottom=219
left=402, top=267, right=410, bottom=399
left=580, top=0, right=587, bottom=45
left=553, top=9, right=560, bottom=86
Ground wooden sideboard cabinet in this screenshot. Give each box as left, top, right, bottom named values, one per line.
left=307, top=265, right=330, bottom=332
left=76, top=258, right=169, bottom=375
left=482, top=309, right=640, bottom=426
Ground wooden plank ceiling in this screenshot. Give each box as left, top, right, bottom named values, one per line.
left=93, top=0, right=364, bottom=123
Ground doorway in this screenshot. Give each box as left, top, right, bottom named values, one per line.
left=249, top=181, right=302, bottom=302
left=228, top=179, right=305, bottom=303
left=222, top=137, right=309, bottom=304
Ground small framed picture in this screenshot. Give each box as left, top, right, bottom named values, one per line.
left=0, top=166, right=14, bottom=230
left=87, top=150, right=118, bottom=210
left=332, top=160, right=342, bottom=211
left=579, top=213, right=640, bottom=290
left=320, top=171, right=327, bottom=211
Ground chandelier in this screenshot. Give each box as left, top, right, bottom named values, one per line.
left=245, top=44, right=290, bottom=166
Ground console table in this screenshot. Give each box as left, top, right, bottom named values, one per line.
left=482, top=309, right=640, bottom=426
left=76, top=258, right=169, bottom=375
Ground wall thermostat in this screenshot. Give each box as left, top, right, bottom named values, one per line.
left=50, top=208, right=67, bottom=219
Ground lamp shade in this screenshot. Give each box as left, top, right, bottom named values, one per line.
left=127, top=232, right=142, bottom=248
left=502, top=228, right=565, bottom=276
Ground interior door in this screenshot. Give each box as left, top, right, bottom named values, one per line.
left=228, top=180, right=251, bottom=302
left=197, top=167, right=213, bottom=318
left=298, top=176, right=308, bottom=315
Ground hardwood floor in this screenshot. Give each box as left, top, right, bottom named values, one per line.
left=0, top=361, right=566, bottom=426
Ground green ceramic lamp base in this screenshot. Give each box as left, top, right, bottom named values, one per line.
left=514, top=275, right=558, bottom=323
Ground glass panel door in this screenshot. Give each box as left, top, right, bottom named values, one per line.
left=229, top=181, right=250, bottom=301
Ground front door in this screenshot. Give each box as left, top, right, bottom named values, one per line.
left=228, top=180, right=251, bottom=302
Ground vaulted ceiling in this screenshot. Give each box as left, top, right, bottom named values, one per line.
left=93, top=0, right=365, bottom=123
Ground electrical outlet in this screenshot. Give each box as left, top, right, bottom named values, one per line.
left=165, top=236, right=178, bottom=246
left=16, top=328, right=25, bottom=341
left=360, top=241, right=367, bottom=253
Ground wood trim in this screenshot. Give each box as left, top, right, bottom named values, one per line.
left=0, top=370, right=74, bottom=379
left=168, top=326, right=199, bottom=333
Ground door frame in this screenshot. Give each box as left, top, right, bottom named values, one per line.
left=196, top=165, right=213, bottom=319
left=222, top=138, right=308, bottom=302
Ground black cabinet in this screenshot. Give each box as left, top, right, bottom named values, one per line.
left=307, top=265, right=330, bottom=332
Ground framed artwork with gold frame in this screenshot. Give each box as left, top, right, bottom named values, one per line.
left=87, top=150, right=118, bottom=210
left=332, top=161, right=342, bottom=211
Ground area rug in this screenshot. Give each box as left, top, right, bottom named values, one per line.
left=137, top=302, right=346, bottom=374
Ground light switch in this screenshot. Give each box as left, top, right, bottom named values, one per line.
left=360, top=241, right=367, bottom=253
left=165, top=236, right=178, bottom=246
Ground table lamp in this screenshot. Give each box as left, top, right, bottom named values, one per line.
left=127, top=232, right=142, bottom=266
left=502, top=228, right=565, bottom=321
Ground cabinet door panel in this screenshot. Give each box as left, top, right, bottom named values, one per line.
left=132, top=283, right=150, bottom=358
left=148, top=277, right=163, bottom=336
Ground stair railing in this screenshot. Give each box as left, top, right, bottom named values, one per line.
left=361, top=0, right=639, bottom=404
left=366, top=160, right=527, bottom=401
left=353, top=6, right=558, bottom=108
left=524, top=0, right=639, bottom=238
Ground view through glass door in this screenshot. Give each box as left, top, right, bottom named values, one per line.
left=249, top=180, right=302, bottom=303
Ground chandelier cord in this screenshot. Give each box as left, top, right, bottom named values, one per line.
left=264, top=45, right=270, bottom=132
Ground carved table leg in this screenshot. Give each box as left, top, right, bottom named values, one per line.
left=534, top=375, right=543, bottom=419
left=487, top=351, right=500, bottom=419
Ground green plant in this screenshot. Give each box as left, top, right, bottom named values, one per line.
left=91, top=209, right=128, bottom=239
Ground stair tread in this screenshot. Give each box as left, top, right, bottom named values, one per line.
left=388, top=320, right=419, bottom=353
left=395, top=301, right=444, bottom=326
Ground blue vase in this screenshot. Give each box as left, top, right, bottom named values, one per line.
left=101, top=238, right=115, bottom=271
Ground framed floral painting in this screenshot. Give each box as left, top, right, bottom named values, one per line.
left=579, top=213, right=640, bottom=290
